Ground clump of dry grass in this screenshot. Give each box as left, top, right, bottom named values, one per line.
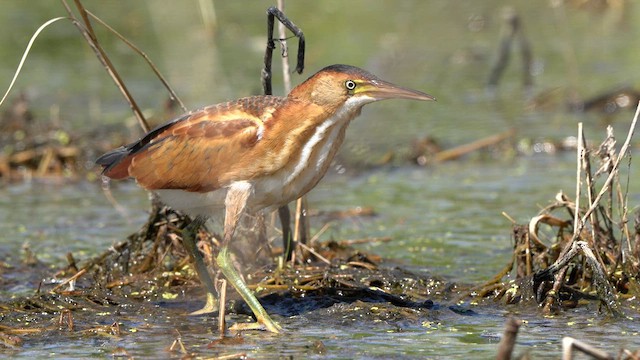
left=475, top=105, right=640, bottom=317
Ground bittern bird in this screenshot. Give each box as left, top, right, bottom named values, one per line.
left=96, top=64, right=434, bottom=333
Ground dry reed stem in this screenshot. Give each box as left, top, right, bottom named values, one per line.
left=297, top=242, right=331, bottom=265
left=542, top=122, right=586, bottom=313
left=574, top=122, right=583, bottom=234
left=84, top=10, right=187, bottom=112
left=496, top=317, right=521, bottom=360
left=539, top=102, right=640, bottom=315
left=63, top=0, right=149, bottom=132
left=218, top=279, right=227, bottom=338
left=433, top=128, right=515, bottom=162
left=50, top=268, right=87, bottom=293
left=575, top=103, right=638, bottom=244
left=562, top=337, right=614, bottom=360
left=0, top=17, right=67, bottom=108
left=338, top=237, right=393, bottom=246
left=581, top=128, right=608, bottom=273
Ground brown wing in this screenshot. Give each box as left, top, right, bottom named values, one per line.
left=97, top=97, right=284, bottom=192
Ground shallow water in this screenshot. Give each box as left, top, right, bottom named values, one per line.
left=1, top=155, right=639, bottom=358
left=2, top=0, right=640, bottom=358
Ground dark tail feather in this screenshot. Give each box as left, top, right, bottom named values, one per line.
left=95, top=146, right=132, bottom=179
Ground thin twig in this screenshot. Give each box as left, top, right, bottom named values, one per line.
left=338, top=237, right=393, bottom=246
left=297, top=242, right=331, bottom=265
left=218, top=279, right=227, bottom=338
left=581, top=127, right=607, bottom=271
left=618, top=147, right=633, bottom=258
left=562, top=337, right=614, bottom=360
left=577, top=103, right=639, bottom=241
left=261, top=6, right=304, bottom=95
left=293, top=197, right=310, bottom=246
left=308, top=222, right=333, bottom=245
left=276, top=0, right=292, bottom=94
left=0, top=17, right=67, bottom=108
left=63, top=0, right=150, bottom=132
left=537, top=103, right=640, bottom=315
left=542, top=122, right=585, bottom=311
left=262, top=3, right=308, bottom=262
left=540, top=102, right=640, bottom=276
left=85, top=10, right=187, bottom=112
left=433, top=128, right=515, bottom=162
left=50, top=268, right=87, bottom=293
left=276, top=0, right=310, bottom=255
left=574, top=122, right=583, bottom=234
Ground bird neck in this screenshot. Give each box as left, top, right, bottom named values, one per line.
left=279, top=96, right=368, bottom=180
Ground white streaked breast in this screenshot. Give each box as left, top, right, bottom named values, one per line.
left=284, top=95, right=373, bottom=188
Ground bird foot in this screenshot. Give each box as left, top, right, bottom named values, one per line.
left=229, top=318, right=282, bottom=333
left=188, top=292, right=218, bottom=316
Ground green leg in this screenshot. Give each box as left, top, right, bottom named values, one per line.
left=216, top=245, right=281, bottom=333
left=181, top=215, right=219, bottom=315
left=220, top=182, right=281, bottom=333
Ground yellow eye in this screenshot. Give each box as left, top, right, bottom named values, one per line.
left=345, top=80, right=356, bottom=91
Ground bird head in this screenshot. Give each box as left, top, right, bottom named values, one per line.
left=289, top=64, right=435, bottom=113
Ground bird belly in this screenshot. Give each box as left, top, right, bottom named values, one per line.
left=155, top=188, right=227, bottom=217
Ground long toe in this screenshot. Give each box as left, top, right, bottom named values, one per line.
left=228, top=318, right=282, bottom=333
left=259, top=315, right=282, bottom=333
left=188, top=292, right=219, bottom=316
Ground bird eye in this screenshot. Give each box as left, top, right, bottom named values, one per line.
left=345, top=80, right=356, bottom=91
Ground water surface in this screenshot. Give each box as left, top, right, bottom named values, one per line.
left=1, top=0, right=639, bottom=358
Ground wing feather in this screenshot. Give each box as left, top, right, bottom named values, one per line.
left=97, top=97, right=286, bottom=192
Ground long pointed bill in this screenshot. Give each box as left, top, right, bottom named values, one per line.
left=359, top=79, right=436, bottom=102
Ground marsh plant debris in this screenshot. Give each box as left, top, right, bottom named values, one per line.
left=470, top=122, right=639, bottom=320
left=0, top=203, right=455, bottom=351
